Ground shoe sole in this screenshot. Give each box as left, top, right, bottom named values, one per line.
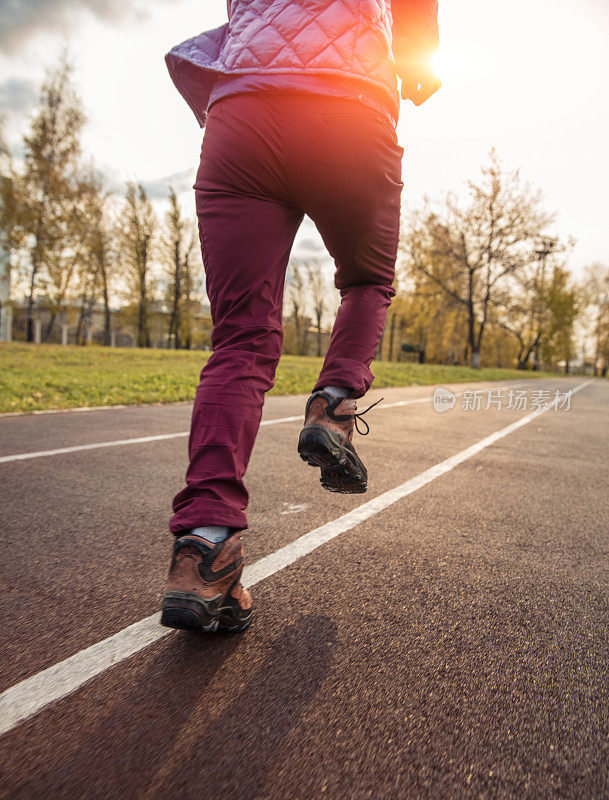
left=298, top=425, right=367, bottom=494
left=161, top=592, right=252, bottom=634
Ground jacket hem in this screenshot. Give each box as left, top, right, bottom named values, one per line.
left=166, top=50, right=400, bottom=128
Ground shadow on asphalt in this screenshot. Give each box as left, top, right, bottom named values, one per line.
left=2, top=614, right=338, bottom=800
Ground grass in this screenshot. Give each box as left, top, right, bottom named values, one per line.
left=0, top=342, right=562, bottom=414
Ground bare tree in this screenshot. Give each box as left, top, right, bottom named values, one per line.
left=179, top=230, right=203, bottom=350
left=285, top=261, right=306, bottom=354
left=306, top=261, right=327, bottom=357
left=118, top=182, right=156, bottom=348
left=40, top=232, right=79, bottom=339
left=0, top=118, right=24, bottom=253
left=160, top=188, right=196, bottom=349
left=91, top=193, right=115, bottom=347
left=179, top=227, right=200, bottom=349
left=0, top=118, right=22, bottom=334
left=392, top=264, right=467, bottom=364
left=540, top=265, right=582, bottom=372
left=583, top=263, right=609, bottom=375
left=401, top=150, right=553, bottom=367
left=494, top=237, right=567, bottom=369
left=20, top=55, right=85, bottom=340
left=70, top=165, right=116, bottom=345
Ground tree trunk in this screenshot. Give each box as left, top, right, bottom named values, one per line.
left=168, top=241, right=182, bottom=349
left=593, top=310, right=601, bottom=375
left=76, top=296, right=86, bottom=345
left=138, top=286, right=147, bottom=348
left=466, top=267, right=476, bottom=367
left=26, top=202, right=46, bottom=342
left=292, top=303, right=301, bottom=355
left=138, top=257, right=148, bottom=347
left=376, top=324, right=386, bottom=361
left=388, top=313, right=397, bottom=362
left=299, top=322, right=306, bottom=356
left=102, top=287, right=111, bottom=346
left=26, top=267, right=38, bottom=342
left=137, top=237, right=150, bottom=348
left=83, top=295, right=95, bottom=345
left=316, top=309, right=322, bottom=357
left=182, top=276, right=192, bottom=350
left=45, top=311, right=56, bottom=341
left=473, top=317, right=486, bottom=370
left=467, top=317, right=476, bottom=365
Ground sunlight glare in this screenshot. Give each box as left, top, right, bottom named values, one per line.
left=430, top=49, right=446, bottom=80
left=430, top=44, right=486, bottom=84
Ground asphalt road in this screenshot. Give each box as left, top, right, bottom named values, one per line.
left=0, top=377, right=607, bottom=799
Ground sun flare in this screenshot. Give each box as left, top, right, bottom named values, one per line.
left=430, top=45, right=484, bottom=83
left=430, top=49, right=446, bottom=80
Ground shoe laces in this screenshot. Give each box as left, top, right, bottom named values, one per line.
left=353, top=396, right=384, bottom=435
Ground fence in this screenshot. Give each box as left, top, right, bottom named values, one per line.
left=3, top=301, right=214, bottom=350
left=2, top=302, right=335, bottom=357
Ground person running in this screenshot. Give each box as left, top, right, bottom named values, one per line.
left=161, top=0, right=440, bottom=634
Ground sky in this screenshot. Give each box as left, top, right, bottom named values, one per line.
left=1, top=0, right=608, bottom=275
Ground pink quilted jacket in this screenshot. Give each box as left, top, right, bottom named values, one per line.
left=166, top=0, right=438, bottom=127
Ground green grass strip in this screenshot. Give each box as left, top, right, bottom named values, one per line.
left=0, top=343, right=562, bottom=414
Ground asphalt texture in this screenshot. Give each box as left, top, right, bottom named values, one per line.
left=0, top=377, right=607, bottom=799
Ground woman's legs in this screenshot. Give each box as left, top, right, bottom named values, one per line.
left=282, top=95, right=404, bottom=399
left=171, top=92, right=403, bottom=532
left=170, top=98, right=303, bottom=535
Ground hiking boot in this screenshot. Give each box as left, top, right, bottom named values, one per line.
left=297, top=391, right=382, bottom=494
left=161, top=532, right=253, bottom=633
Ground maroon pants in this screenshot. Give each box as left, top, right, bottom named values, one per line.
left=170, top=92, right=403, bottom=534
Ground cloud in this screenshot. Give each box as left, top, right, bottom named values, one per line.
left=94, top=164, right=195, bottom=200
left=0, top=0, right=155, bottom=52
left=142, top=168, right=195, bottom=199
left=0, top=77, right=38, bottom=113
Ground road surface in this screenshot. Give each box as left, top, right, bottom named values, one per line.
left=0, top=377, right=607, bottom=799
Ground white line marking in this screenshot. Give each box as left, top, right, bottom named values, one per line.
left=0, top=380, right=591, bottom=736
left=0, top=432, right=190, bottom=463
left=280, top=502, right=309, bottom=515
left=0, top=403, right=170, bottom=419
left=379, top=383, right=525, bottom=410
left=259, top=415, right=302, bottom=426
left=0, top=383, right=528, bottom=465
left=0, top=416, right=304, bottom=464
